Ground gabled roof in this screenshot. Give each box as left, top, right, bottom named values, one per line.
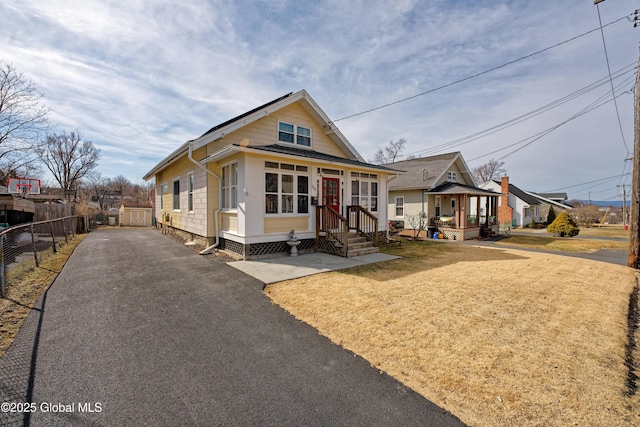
left=525, top=191, right=573, bottom=210
left=199, top=93, right=293, bottom=138
left=536, top=192, right=568, bottom=202
left=189, top=90, right=363, bottom=160
left=144, top=90, right=364, bottom=180
left=491, top=179, right=540, bottom=206
left=428, top=181, right=500, bottom=196
left=386, top=152, right=474, bottom=190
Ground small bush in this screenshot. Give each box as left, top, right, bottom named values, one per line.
left=546, top=206, right=556, bottom=224
left=547, top=211, right=579, bottom=237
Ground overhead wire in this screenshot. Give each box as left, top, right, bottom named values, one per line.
left=488, top=74, right=635, bottom=161
left=401, top=63, right=636, bottom=160
left=596, top=3, right=631, bottom=154
left=544, top=173, right=631, bottom=192
left=333, top=15, right=631, bottom=122
left=462, top=71, right=636, bottom=161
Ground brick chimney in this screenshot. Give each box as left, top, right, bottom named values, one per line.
left=498, top=176, right=513, bottom=226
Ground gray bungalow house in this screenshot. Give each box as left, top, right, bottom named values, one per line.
left=387, top=152, right=500, bottom=240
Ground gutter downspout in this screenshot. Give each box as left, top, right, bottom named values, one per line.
left=386, top=173, right=399, bottom=239
left=187, top=144, right=222, bottom=255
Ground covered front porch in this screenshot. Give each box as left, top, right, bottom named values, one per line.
left=427, top=183, right=500, bottom=241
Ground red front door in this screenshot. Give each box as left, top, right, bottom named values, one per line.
left=322, top=177, right=340, bottom=212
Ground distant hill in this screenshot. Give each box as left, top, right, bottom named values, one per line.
left=578, top=200, right=626, bottom=208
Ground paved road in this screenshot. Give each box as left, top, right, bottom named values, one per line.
left=0, top=229, right=464, bottom=426
left=452, top=232, right=628, bottom=266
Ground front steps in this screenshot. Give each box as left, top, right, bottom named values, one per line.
left=346, top=233, right=379, bottom=257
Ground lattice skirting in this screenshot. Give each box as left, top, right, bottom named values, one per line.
left=220, top=237, right=315, bottom=259
left=219, top=238, right=245, bottom=257
left=439, top=229, right=460, bottom=240
left=316, top=236, right=346, bottom=256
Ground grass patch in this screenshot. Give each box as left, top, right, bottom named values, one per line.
left=496, top=234, right=628, bottom=253
left=0, top=234, right=86, bottom=358
left=266, top=240, right=640, bottom=426
left=578, top=225, right=630, bottom=239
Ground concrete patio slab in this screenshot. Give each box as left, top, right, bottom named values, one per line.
left=229, top=252, right=400, bottom=285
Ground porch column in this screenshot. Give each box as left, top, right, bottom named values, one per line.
left=477, top=196, right=482, bottom=225
left=459, top=195, right=466, bottom=229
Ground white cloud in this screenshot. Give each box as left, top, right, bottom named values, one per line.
left=0, top=0, right=638, bottom=200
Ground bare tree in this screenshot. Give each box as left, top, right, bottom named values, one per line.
left=36, top=130, right=100, bottom=201
left=110, top=174, right=132, bottom=205
left=129, top=181, right=154, bottom=206
left=405, top=211, right=426, bottom=239
left=471, top=159, right=506, bottom=184
left=0, top=62, right=50, bottom=185
left=85, top=171, right=112, bottom=211
left=373, top=138, right=407, bottom=164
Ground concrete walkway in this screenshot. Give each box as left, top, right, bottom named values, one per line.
left=0, top=229, right=464, bottom=426
left=229, top=252, right=400, bottom=285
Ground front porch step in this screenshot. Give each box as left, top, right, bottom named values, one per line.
left=347, top=246, right=379, bottom=257
left=346, top=233, right=379, bottom=257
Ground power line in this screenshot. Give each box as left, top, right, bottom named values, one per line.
left=334, top=15, right=631, bottom=122
left=596, top=3, right=631, bottom=154
left=403, top=63, right=636, bottom=160
left=467, top=74, right=635, bottom=162
left=544, top=173, right=630, bottom=192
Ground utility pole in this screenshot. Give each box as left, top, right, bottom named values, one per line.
left=629, top=47, right=640, bottom=268
left=596, top=1, right=640, bottom=267
left=618, top=184, right=627, bottom=227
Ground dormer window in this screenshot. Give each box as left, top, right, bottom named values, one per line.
left=447, top=171, right=457, bottom=182
left=278, top=121, right=311, bottom=147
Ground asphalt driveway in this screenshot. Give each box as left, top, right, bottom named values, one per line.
left=0, top=229, right=464, bottom=426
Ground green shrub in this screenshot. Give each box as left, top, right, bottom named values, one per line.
left=546, top=206, right=556, bottom=224
left=528, top=218, right=536, bottom=228
left=547, top=211, right=579, bottom=237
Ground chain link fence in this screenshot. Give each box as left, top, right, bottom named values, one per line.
left=0, top=216, right=87, bottom=297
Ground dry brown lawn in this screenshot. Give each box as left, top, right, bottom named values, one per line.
left=496, top=234, right=628, bottom=253
left=0, top=234, right=86, bottom=357
left=266, top=240, right=640, bottom=426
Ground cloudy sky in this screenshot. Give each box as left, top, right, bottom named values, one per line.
left=1, top=0, right=638, bottom=201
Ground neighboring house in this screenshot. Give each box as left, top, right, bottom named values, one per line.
left=387, top=152, right=500, bottom=240
left=144, top=90, right=398, bottom=259
left=479, top=177, right=572, bottom=227
left=535, top=192, right=569, bottom=204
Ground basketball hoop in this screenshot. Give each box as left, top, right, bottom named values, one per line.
left=8, top=178, right=41, bottom=195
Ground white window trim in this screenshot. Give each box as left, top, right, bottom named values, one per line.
left=447, top=171, right=457, bottom=182
left=395, top=196, right=404, bottom=218
left=278, top=120, right=312, bottom=148
left=172, top=177, right=181, bottom=212
left=187, top=171, right=194, bottom=213
left=265, top=168, right=310, bottom=216
left=159, top=182, right=168, bottom=210
left=350, top=174, right=379, bottom=212
left=221, top=162, right=238, bottom=212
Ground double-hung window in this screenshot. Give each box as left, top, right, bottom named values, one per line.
left=265, top=162, right=309, bottom=214
left=172, top=178, right=180, bottom=210
left=351, top=173, right=378, bottom=212
left=395, top=197, right=404, bottom=217
left=187, top=173, right=194, bottom=212
left=278, top=122, right=311, bottom=147
left=160, top=183, right=168, bottom=210
left=222, top=163, right=238, bottom=210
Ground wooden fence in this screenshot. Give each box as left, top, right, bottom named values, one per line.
left=34, top=203, right=73, bottom=222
